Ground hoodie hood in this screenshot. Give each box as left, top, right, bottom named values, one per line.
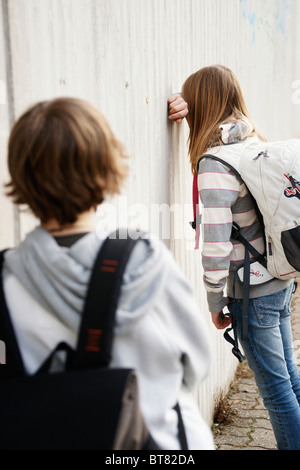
left=4, top=227, right=168, bottom=333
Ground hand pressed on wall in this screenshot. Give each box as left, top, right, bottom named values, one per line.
left=168, top=94, right=189, bottom=123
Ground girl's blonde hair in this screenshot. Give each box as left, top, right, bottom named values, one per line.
left=181, top=65, right=265, bottom=175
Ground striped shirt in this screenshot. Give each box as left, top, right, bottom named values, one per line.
left=198, top=157, right=290, bottom=313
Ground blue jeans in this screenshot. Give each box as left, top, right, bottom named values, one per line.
left=228, top=282, right=300, bottom=450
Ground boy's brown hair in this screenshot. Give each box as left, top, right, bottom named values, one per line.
left=6, top=97, right=128, bottom=224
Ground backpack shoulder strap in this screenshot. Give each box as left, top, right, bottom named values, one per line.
left=0, top=249, right=26, bottom=377
left=198, top=153, right=242, bottom=179
left=72, top=229, right=143, bottom=369
left=0, top=231, right=144, bottom=375
left=197, top=153, right=266, bottom=241
left=191, top=154, right=243, bottom=231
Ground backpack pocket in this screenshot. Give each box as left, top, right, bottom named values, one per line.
left=266, top=218, right=300, bottom=279
left=236, top=260, right=274, bottom=286
left=281, top=225, right=300, bottom=271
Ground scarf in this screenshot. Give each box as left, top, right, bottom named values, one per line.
left=192, top=118, right=253, bottom=249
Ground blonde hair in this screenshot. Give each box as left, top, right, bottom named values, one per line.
left=6, top=97, right=128, bottom=224
left=182, top=65, right=265, bottom=175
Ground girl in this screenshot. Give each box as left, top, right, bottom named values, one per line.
left=169, top=65, right=300, bottom=450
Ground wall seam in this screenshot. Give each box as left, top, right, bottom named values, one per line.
left=1, top=0, right=20, bottom=246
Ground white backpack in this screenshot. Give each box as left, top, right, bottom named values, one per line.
left=194, top=136, right=300, bottom=359
left=201, top=136, right=300, bottom=281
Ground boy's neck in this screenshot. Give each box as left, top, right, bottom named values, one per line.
left=41, top=210, right=94, bottom=236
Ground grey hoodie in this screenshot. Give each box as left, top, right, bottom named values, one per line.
left=4, top=228, right=166, bottom=332
left=3, top=227, right=214, bottom=450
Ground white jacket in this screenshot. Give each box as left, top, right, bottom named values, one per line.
left=3, top=227, right=214, bottom=450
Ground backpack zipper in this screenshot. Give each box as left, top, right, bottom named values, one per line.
left=257, top=151, right=281, bottom=277
left=257, top=150, right=270, bottom=219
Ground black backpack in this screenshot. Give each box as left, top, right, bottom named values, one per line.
left=0, top=230, right=161, bottom=450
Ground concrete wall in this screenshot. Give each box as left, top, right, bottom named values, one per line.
left=0, top=1, right=15, bottom=247
left=1, top=0, right=299, bottom=425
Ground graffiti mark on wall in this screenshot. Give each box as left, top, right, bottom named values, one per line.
left=240, top=0, right=256, bottom=44
left=240, top=0, right=291, bottom=45
left=275, top=0, right=291, bottom=39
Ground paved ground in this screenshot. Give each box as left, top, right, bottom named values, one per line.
left=212, top=281, right=300, bottom=451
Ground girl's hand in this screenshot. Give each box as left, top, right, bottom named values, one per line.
left=211, top=311, right=231, bottom=330
left=168, top=94, right=189, bottom=123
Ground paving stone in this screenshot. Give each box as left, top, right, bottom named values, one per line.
left=229, top=392, right=258, bottom=403
left=248, top=428, right=277, bottom=450
left=229, top=401, right=257, bottom=412
left=214, top=433, right=250, bottom=447
left=237, top=408, right=269, bottom=419
left=253, top=418, right=273, bottom=430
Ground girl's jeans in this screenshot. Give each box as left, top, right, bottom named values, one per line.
left=228, top=282, right=300, bottom=450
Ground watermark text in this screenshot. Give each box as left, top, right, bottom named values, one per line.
left=94, top=197, right=198, bottom=251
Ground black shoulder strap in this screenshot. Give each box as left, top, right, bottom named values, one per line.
left=198, top=153, right=266, bottom=234
left=198, top=153, right=242, bottom=179
left=0, top=230, right=143, bottom=375
left=191, top=154, right=244, bottom=230
left=231, top=222, right=267, bottom=269
left=72, top=229, right=143, bottom=369
left=0, top=249, right=26, bottom=377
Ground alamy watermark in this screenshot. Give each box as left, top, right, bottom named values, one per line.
left=0, top=80, right=6, bottom=105
left=94, top=197, right=197, bottom=250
